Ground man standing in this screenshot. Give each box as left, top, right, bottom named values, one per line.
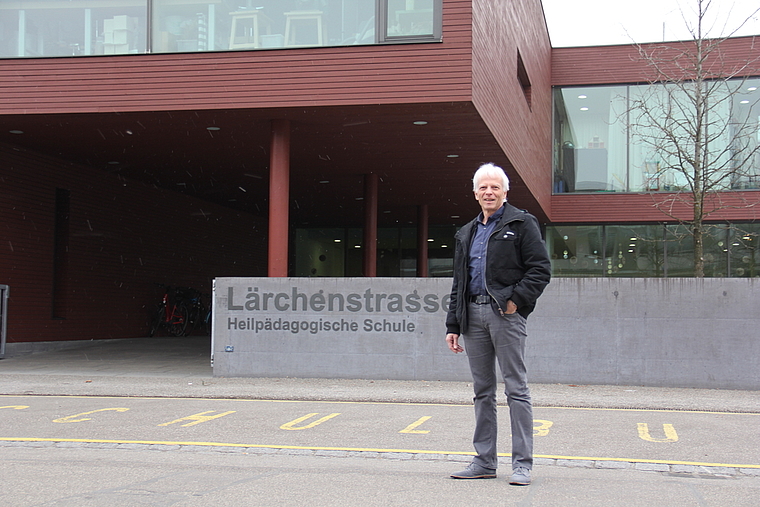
left=445, top=163, right=551, bottom=485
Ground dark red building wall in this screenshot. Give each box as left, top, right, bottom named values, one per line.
left=0, top=144, right=267, bottom=343
left=472, top=0, right=553, bottom=217
left=551, top=36, right=760, bottom=87
left=551, top=192, right=760, bottom=223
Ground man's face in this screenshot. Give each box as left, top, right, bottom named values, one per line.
left=474, top=176, right=506, bottom=214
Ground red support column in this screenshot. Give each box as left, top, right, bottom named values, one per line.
left=268, top=119, right=290, bottom=277
left=416, top=204, right=429, bottom=277
left=363, top=173, right=378, bottom=277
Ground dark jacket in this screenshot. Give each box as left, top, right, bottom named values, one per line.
left=445, top=203, right=551, bottom=335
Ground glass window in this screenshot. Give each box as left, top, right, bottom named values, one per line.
left=427, top=225, right=456, bottom=277
left=728, top=79, right=760, bottom=189
left=294, top=225, right=454, bottom=277
left=604, top=224, right=664, bottom=277
left=546, top=225, right=605, bottom=276
left=663, top=224, right=729, bottom=277
left=153, top=0, right=377, bottom=52
left=547, top=223, right=760, bottom=278
left=383, top=0, right=438, bottom=40
left=0, top=1, right=147, bottom=57
left=729, top=224, right=760, bottom=277
left=294, top=228, right=348, bottom=277
left=553, top=86, right=627, bottom=193
left=554, top=79, right=760, bottom=194
left=1, top=1, right=441, bottom=57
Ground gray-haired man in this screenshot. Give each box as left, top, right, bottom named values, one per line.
left=445, top=163, right=551, bottom=485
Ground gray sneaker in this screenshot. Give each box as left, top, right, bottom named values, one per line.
left=509, top=467, right=531, bottom=485
left=450, top=463, right=497, bottom=479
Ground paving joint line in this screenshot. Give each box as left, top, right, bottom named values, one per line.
left=1, top=439, right=758, bottom=477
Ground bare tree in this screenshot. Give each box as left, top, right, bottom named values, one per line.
left=626, top=0, right=760, bottom=276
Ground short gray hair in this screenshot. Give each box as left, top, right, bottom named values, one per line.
left=472, top=163, right=510, bottom=193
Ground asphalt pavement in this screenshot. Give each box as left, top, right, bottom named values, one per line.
left=1, top=336, right=759, bottom=506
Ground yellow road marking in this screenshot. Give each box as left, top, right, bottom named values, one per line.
left=280, top=413, right=341, bottom=430
left=158, top=410, right=236, bottom=427
left=638, top=423, right=678, bottom=442
left=400, top=416, right=432, bottom=434
left=53, top=408, right=130, bottom=423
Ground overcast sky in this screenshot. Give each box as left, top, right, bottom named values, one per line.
left=542, top=0, right=760, bottom=47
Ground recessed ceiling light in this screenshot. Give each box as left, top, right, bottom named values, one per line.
left=334, top=239, right=341, bottom=243
left=427, top=238, right=434, bottom=242
left=748, top=87, right=757, bottom=91
left=413, top=121, right=428, bottom=125
left=447, top=154, right=459, bottom=158
left=9, top=130, right=23, bottom=134
left=450, top=215, right=460, bottom=219
left=580, top=107, right=589, bottom=111
left=740, top=100, right=750, bottom=104
left=578, top=95, right=587, bottom=99
left=206, top=126, right=221, bottom=131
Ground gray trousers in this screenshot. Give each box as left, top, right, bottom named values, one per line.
left=463, top=301, right=533, bottom=470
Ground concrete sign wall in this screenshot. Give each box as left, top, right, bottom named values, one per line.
left=212, top=277, right=471, bottom=381
left=213, top=277, right=760, bottom=389
left=528, top=277, right=760, bottom=390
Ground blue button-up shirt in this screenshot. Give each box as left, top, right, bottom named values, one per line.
left=468, top=204, right=505, bottom=296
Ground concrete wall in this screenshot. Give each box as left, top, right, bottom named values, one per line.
left=212, top=277, right=760, bottom=390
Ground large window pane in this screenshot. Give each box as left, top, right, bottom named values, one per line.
left=727, top=78, right=760, bottom=189
left=294, top=228, right=347, bottom=277
left=604, top=224, right=664, bottom=277
left=385, top=0, right=435, bottom=38
left=0, top=1, right=147, bottom=57
left=427, top=225, right=456, bottom=277
left=553, top=86, right=627, bottom=193
left=546, top=225, right=605, bottom=276
left=1, top=1, right=441, bottom=57
left=729, top=224, right=760, bottom=277
left=663, top=224, right=729, bottom=277
left=152, top=0, right=378, bottom=52
left=554, top=79, right=760, bottom=194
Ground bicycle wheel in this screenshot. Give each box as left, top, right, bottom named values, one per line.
left=148, top=304, right=165, bottom=337
left=167, top=302, right=190, bottom=337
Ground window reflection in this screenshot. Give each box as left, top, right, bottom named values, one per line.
left=547, top=222, right=758, bottom=278
left=294, top=225, right=455, bottom=277
left=729, top=224, right=760, bottom=277
left=1, top=1, right=441, bottom=58
left=0, top=1, right=147, bottom=57
left=554, top=79, right=760, bottom=194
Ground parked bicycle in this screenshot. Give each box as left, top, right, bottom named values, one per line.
left=183, top=287, right=211, bottom=336
left=149, top=285, right=211, bottom=337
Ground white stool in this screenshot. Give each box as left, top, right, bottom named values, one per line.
left=284, top=10, right=325, bottom=47
left=229, top=10, right=272, bottom=49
